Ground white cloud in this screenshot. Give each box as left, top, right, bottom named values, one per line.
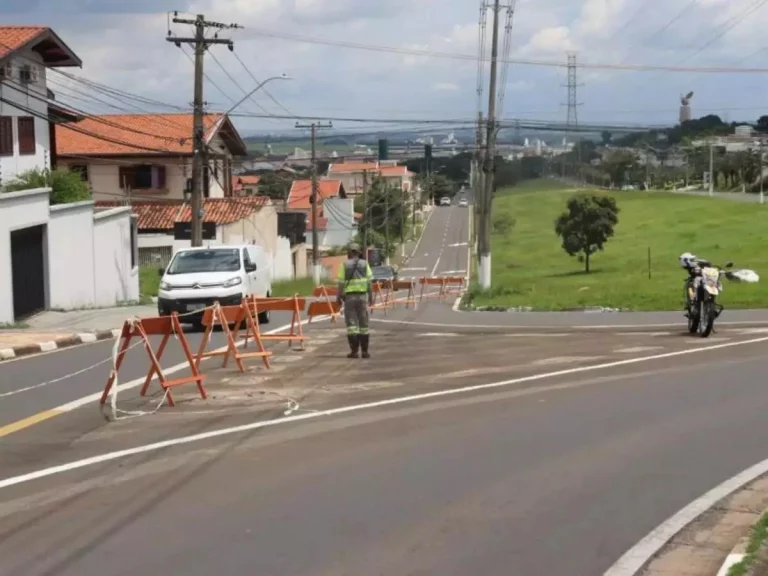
left=508, top=80, right=534, bottom=92
left=432, top=82, right=459, bottom=91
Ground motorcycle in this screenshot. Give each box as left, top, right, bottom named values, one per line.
left=682, top=257, right=759, bottom=337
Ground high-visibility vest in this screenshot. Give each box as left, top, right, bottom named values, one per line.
left=338, top=258, right=373, bottom=294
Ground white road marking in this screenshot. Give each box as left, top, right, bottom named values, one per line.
left=3, top=335, right=768, bottom=490
left=418, top=333, right=460, bottom=337
left=401, top=267, right=427, bottom=271
left=448, top=242, right=468, bottom=247
left=440, top=269, right=466, bottom=275
left=369, top=318, right=768, bottom=330
left=732, top=328, right=768, bottom=334
left=614, top=346, right=664, bottom=353
left=604, top=453, right=768, bottom=576
left=430, top=257, right=441, bottom=277
left=532, top=356, right=604, bottom=365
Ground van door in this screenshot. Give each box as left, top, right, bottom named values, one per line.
left=245, top=246, right=264, bottom=296
left=242, top=247, right=257, bottom=296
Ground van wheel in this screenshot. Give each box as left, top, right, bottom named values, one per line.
left=258, top=292, right=271, bottom=324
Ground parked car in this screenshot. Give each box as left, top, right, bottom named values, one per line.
left=157, top=244, right=273, bottom=326
left=440, top=197, right=451, bottom=206
left=458, top=198, right=468, bottom=207
left=371, top=265, right=398, bottom=282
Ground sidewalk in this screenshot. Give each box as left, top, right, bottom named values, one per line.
left=0, top=305, right=156, bottom=360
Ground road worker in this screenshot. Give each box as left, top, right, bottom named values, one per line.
left=337, top=242, right=374, bottom=358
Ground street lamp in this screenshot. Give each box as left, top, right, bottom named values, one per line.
left=223, top=74, right=291, bottom=116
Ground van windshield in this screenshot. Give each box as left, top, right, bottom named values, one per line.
left=166, top=249, right=241, bottom=274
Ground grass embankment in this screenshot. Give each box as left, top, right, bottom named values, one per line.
left=139, top=266, right=160, bottom=304
left=271, top=276, right=317, bottom=297
left=469, top=180, right=768, bottom=311
left=727, top=512, right=768, bottom=576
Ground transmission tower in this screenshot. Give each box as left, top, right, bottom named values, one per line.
left=561, top=52, right=583, bottom=181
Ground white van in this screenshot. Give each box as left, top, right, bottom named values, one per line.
left=157, top=245, right=273, bottom=326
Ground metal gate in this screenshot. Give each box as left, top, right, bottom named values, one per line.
left=11, top=225, right=46, bottom=320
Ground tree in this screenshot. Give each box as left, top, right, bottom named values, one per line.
left=3, top=167, right=90, bottom=204
left=601, top=131, right=612, bottom=144
left=757, top=116, right=768, bottom=133
left=355, top=176, right=407, bottom=253
left=554, top=194, right=619, bottom=273
left=256, top=172, right=291, bottom=201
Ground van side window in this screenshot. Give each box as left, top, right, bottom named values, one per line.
left=242, top=249, right=254, bottom=269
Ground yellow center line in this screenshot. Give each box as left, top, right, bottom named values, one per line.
left=0, top=409, right=64, bottom=439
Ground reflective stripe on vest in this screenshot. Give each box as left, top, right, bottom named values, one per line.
left=342, top=259, right=369, bottom=293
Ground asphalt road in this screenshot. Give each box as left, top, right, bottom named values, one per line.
left=4, top=334, right=768, bottom=575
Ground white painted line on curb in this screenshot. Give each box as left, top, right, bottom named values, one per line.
left=0, top=348, right=15, bottom=360
left=716, top=553, right=746, bottom=576
left=604, top=453, right=768, bottom=576
left=38, top=341, right=57, bottom=352
left=369, top=318, right=768, bottom=330
left=77, top=333, right=97, bottom=343
left=3, top=334, right=768, bottom=491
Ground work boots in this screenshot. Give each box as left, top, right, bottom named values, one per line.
left=359, top=334, right=370, bottom=359
left=346, top=335, right=359, bottom=358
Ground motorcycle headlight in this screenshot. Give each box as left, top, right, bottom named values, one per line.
left=222, top=277, right=242, bottom=288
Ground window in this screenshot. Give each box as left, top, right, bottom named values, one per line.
left=69, top=164, right=89, bottom=182
left=118, top=165, right=167, bottom=190
left=166, top=249, right=241, bottom=274
left=0, top=116, right=12, bottom=156
left=17, top=116, right=35, bottom=155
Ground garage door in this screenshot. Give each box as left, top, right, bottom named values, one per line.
left=11, top=225, right=46, bottom=319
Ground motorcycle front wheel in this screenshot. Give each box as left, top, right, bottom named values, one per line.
left=699, top=300, right=715, bottom=337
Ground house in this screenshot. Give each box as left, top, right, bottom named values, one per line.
left=287, top=179, right=356, bottom=248
left=232, top=174, right=260, bottom=196
left=54, top=112, right=248, bottom=201
left=95, top=196, right=303, bottom=281
left=326, top=160, right=416, bottom=196
left=0, top=26, right=82, bottom=186
left=0, top=187, right=139, bottom=323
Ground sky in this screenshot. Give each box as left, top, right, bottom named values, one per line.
left=3, top=0, right=768, bottom=137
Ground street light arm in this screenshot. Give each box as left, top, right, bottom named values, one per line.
left=223, top=74, right=291, bottom=117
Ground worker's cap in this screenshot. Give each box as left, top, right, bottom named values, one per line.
left=348, top=242, right=361, bottom=253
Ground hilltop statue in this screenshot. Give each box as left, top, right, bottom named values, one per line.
left=680, top=91, right=694, bottom=106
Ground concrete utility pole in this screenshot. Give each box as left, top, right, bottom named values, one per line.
left=296, top=121, right=332, bottom=285
left=709, top=140, right=714, bottom=197
left=478, top=0, right=501, bottom=289
left=761, top=141, right=765, bottom=205
left=168, top=13, right=241, bottom=247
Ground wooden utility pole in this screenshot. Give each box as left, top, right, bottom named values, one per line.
left=478, top=0, right=501, bottom=289
left=295, top=121, right=332, bottom=284
left=168, top=13, right=240, bottom=247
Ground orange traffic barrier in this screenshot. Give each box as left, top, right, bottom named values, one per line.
left=243, top=295, right=307, bottom=350
left=311, top=285, right=341, bottom=323
left=369, top=280, right=392, bottom=314
left=195, top=302, right=271, bottom=372
left=100, top=313, right=206, bottom=408
left=390, top=279, right=418, bottom=308
left=442, top=276, right=466, bottom=296
left=418, top=276, right=448, bottom=301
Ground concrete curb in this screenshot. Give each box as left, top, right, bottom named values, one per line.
left=0, top=328, right=121, bottom=362
left=716, top=536, right=748, bottom=576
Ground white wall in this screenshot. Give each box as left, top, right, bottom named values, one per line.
left=0, top=188, right=50, bottom=323
left=0, top=188, right=139, bottom=323
left=323, top=197, right=356, bottom=247
left=48, top=201, right=96, bottom=310
left=273, top=236, right=293, bottom=281
left=0, top=51, right=51, bottom=185
left=93, top=208, right=139, bottom=306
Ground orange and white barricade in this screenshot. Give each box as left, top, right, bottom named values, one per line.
left=244, top=295, right=307, bottom=350
left=418, top=276, right=448, bottom=301
left=442, top=276, right=466, bottom=296
left=100, top=313, right=206, bottom=408
left=390, top=279, right=418, bottom=308
left=310, top=285, right=341, bottom=323
left=195, top=302, right=272, bottom=372
left=369, top=280, right=393, bottom=314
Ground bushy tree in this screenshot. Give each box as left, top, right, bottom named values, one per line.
left=3, top=167, right=90, bottom=204
left=554, top=194, right=619, bottom=273
left=256, top=172, right=291, bottom=201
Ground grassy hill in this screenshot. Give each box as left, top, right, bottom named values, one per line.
left=470, top=180, right=768, bottom=311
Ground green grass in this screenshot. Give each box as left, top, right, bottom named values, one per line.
left=271, top=276, right=317, bottom=297
left=139, top=266, right=161, bottom=304
left=727, top=511, right=768, bottom=576
left=469, top=179, right=768, bottom=311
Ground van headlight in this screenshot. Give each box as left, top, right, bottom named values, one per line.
left=223, top=277, right=242, bottom=288
left=160, top=281, right=173, bottom=291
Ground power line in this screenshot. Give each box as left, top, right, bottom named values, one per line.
left=207, top=49, right=276, bottom=118
left=231, top=50, right=297, bottom=118
left=243, top=27, right=768, bottom=73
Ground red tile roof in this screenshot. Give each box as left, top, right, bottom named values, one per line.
left=378, top=165, right=413, bottom=177
left=287, top=179, right=342, bottom=210
left=55, top=113, right=245, bottom=157
left=0, top=26, right=81, bottom=67
left=95, top=197, right=269, bottom=230
left=233, top=175, right=261, bottom=194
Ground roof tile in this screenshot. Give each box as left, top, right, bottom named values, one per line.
left=0, top=27, right=47, bottom=60
left=287, top=179, right=342, bottom=210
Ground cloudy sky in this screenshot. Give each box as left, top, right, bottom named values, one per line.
left=3, top=0, right=768, bottom=136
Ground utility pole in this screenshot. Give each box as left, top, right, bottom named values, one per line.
left=296, top=121, right=333, bottom=284
left=478, top=0, right=501, bottom=289
left=167, top=13, right=241, bottom=247
left=362, top=170, right=369, bottom=257
left=385, top=191, right=390, bottom=265
left=760, top=141, right=765, bottom=205
left=563, top=52, right=583, bottom=186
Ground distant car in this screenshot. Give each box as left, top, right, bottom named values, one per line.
left=440, top=197, right=451, bottom=206
left=458, top=198, right=468, bottom=207
left=371, top=265, right=398, bottom=281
